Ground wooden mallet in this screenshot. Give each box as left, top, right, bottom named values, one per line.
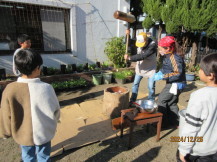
left=113, top=11, right=136, bottom=64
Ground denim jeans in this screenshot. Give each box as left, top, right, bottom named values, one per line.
left=130, top=74, right=155, bottom=102
left=21, top=141, right=51, bottom=162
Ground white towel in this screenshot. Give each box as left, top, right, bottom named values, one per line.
left=169, top=83, right=178, bottom=95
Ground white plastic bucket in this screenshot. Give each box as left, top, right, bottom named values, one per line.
left=179, top=109, right=187, bottom=134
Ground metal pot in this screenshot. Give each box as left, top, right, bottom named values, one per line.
left=132, top=100, right=158, bottom=113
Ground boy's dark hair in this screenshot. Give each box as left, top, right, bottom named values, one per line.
left=200, top=53, right=217, bottom=83
left=15, top=49, right=43, bottom=76
left=17, top=34, right=30, bottom=43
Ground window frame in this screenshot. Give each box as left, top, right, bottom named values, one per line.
left=0, top=1, right=71, bottom=55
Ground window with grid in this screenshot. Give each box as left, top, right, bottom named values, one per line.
left=0, top=1, right=71, bottom=54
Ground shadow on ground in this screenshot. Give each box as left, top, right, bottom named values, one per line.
left=52, top=84, right=177, bottom=162
left=132, top=146, right=161, bottom=162
left=51, top=125, right=164, bottom=162
left=183, top=82, right=198, bottom=92
left=59, top=90, right=104, bottom=106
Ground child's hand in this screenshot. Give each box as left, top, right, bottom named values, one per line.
left=153, top=71, right=163, bottom=81
left=124, top=54, right=129, bottom=60
left=125, top=29, right=130, bottom=35
left=179, top=153, right=186, bottom=162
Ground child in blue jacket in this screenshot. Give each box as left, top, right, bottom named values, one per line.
left=153, top=36, right=186, bottom=128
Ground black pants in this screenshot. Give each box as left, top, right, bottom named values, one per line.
left=158, top=83, right=181, bottom=127
left=176, top=150, right=217, bottom=162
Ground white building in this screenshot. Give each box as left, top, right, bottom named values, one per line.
left=0, top=0, right=130, bottom=74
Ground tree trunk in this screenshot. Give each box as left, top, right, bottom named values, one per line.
left=190, top=41, right=198, bottom=67
left=182, top=36, right=189, bottom=55
left=156, top=23, right=163, bottom=60
left=205, top=37, right=209, bottom=53
left=190, top=32, right=201, bottom=67
left=157, top=24, right=163, bottom=42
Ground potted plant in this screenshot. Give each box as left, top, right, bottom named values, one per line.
left=185, top=64, right=200, bottom=81
left=71, top=64, right=77, bottom=72
left=96, top=61, right=101, bottom=68
left=88, top=64, right=97, bottom=71
left=104, top=37, right=126, bottom=69
left=83, top=63, right=89, bottom=71
left=113, top=71, right=127, bottom=84
left=102, top=71, right=113, bottom=84
left=0, top=68, right=6, bottom=80
left=60, top=64, right=67, bottom=74
left=77, top=64, right=84, bottom=73
left=65, top=65, right=71, bottom=74
left=92, top=73, right=103, bottom=85
left=122, top=69, right=135, bottom=83
left=101, top=61, right=112, bottom=70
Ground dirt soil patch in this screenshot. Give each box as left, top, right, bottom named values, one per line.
left=0, top=79, right=204, bottom=162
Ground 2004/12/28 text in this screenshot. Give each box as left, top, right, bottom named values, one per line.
left=170, top=136, right=203, bottom=142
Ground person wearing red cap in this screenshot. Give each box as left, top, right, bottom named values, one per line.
left=153, top=36, right=186, bottom=128
left=124, top=32, right=157, bottom=105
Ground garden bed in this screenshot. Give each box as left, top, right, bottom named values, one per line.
left=0, top=71, right=101, bottom=91
left=0, top=68, right=135, bottom=101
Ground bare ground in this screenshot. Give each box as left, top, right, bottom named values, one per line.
left=0, top=79, right=205, bottom=162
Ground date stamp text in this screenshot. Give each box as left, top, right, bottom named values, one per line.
left=170, top=136, right=203, bottom=142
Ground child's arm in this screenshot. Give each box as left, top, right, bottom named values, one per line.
left=49, top=85, right=60, bottom=122
left=0, top=90, right=12, bottom=138
left=128, top=43, right=157, bottom=61
left=178, top=92, right=208, bottom=156
left=162, top=55, right=184, bottom=82
left=13, top=49, right=21, bottom=76
left=55, top=109, right=60, bottom=123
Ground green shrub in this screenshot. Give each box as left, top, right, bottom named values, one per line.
left=113, top=69, right=135, bottom=80
left=185, top=63, right=200, bottom=81
left=121, top=70, right=135, bottom=77
left=113, top=71, right=126, bottom=79
left=187, top=64, right=200, bottom=73
left=101, top=61, right=112, bottom=69
left=104, top=37, right=126, bottom=68
left=88, top=64, right=96, bottom=71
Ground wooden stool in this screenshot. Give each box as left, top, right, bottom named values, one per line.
left=120, top=108, right=163, bottom=149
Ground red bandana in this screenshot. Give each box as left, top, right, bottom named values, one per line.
left=158, top=36, right=175, bottom=47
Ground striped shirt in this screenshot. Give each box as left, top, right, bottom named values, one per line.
left=179, top=87, right=217, bottom=156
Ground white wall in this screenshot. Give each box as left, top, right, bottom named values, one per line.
left=0, top=0, right=130, bottom=74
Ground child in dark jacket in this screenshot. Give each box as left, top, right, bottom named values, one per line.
left=153, top=36, right=186, bottom=127
left=0, top=49, right=60, bottom=162
left=124, top=32, right=157, bottom=102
